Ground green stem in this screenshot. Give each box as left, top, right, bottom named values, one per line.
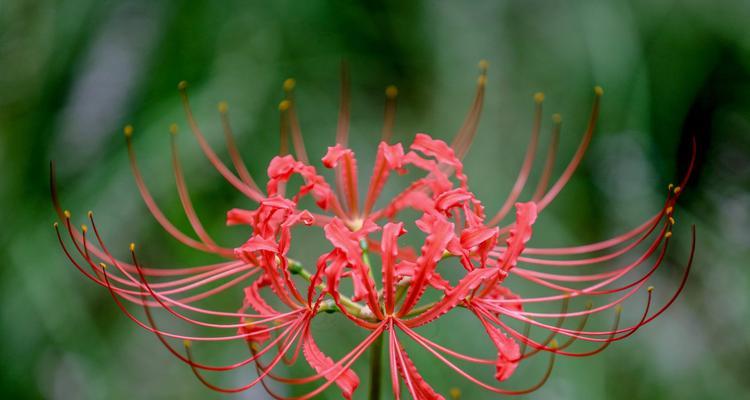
left=368, top=332, right=384, bottom=400
left=289, top=258, right=374, bottom=320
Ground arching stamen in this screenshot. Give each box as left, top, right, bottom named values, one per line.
left=336, top=61, right=351, bottom=146
left=521, top=302, right=592, bottom=360
left=170, top=123, right=230, bottom=254
left=51, top=168, right=233, bottom=279
left=217, top=101, right=260, bottom=190
left=177, top=81, right=265, bottom=202
left=452, top=60, right=488, bottom=160
left=80, top=223, right=89, bottom=259
left=279, top=100, right=291, bottom=155
left=512, top=295, right=569, bottom=361
left=382, top=85, right=398, bottom=142
left=87, top=210, right=238, bottom=277
left=513, top=221, right=670, bottom=300
left=124, top=125, right=224, bottom=254
left=181, top=317, right=305, bottom=390
left=282, top=78, right=310, bottom=164
left=532, top=113, right=562, bottom=202
left=130, top=247, right=272, bottom=329
left=489, top=92, right=544, bottom=225
left=101, top=261, right=299, bottom=345
left=85, top=215, right=270, bottom=314
left=537, top=86, right=603, bottom=211
left=396, top=319, right=557, bottom=395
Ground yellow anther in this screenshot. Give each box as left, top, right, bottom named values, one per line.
left=449, top=387, right=462, bottom=399
left=534, top=92, right=545, bottom=104
left=647, top=286, right=654, bottom=292
left=669, top=217, right=676, bottom=225
left=169, top=123, right=178, bottom=135
left=87, top=210, right=93, bottom=218
left=64, top=210, right=71, bottom=219
left=53, top=222, right=58, bottom=228
left=477, top=75, right=487, bottom=86
left=552, top=113, right=562, bottom=124
left=665, top=231, right=673, bottom=238
left=668, top=183, right=674, bottom=191
left=99, top=262, right=107, bottom=269
left=674, top=186, right=682, bottom=194
left=615, top=305, right=623, bottom=313
left=129, top=242, right=136, bottom=252
left=478, top=59, right=489, bottom=71
left=279, top=100, right=291, bottom=111
left=666, top=206, right=673, bottom=214
left=283, top=78, right=296, bottom=92
left=594, top=85, right=604, bottom=96
left=183, top=340, right=192, bottom=348
left=385, top=85, right=398, bottom=98
left=123, top=125, right=133, bottom=138
left=217, top=101, right=228, bottom=113
left=549, top=338, right=559, bottom=349
left=81, top=224, right=88, bottom=233
left=177, top=80, right=188, bottom=91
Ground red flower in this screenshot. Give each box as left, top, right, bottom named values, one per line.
left=53, top=64, right=695, bottom=399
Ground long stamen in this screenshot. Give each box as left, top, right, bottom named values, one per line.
left=532, top=113, right=562, bottom=202
left=489, top=92, right=544, bottom=225
left=279, top=100, right=291, bottom=156
left=170, top=123, right=228, bottom=253
left=536, top=86, right=603, bottom=211
left=124, top=125, right=229, bottom=256
left=177, top=81, right=265, bottom=202
left=283, top=78, right=310, bottom=163
left=382, top=85, right=398, bottom=142
left=521, top=302, right=592, bottom=360
left=217, top=101, right=260, bottom=190
left=396, top=319, right=557, bottom=395
left=336, top=61, right=351, bottom=146
left=452, top=60, right=488, bottom=160
left=101, top=262, right=299, bottom=345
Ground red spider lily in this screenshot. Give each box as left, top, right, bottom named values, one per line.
left=53, top=62, right=696, bottom=400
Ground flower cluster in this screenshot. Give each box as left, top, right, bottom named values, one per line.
left=53, top=63, right=695, bottom=399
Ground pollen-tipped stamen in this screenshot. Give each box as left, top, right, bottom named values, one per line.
left=336, top=62, right=351, bottom=146
left=532, top=113, right=562, bottom=202
left=177, top=81, right=265, bottom=202
left=536, top=86, right=603, bottom=211
left=382, top=85, right=398, bottom=143
left=489, top=92, right=544, bottom=225
left=217, top=101, right=261, bottom=190
left=125, top=125, right=220, bottom=254
left=170, top=123, right=232, bottom=255
left=451, top=60, right=488, bottom=160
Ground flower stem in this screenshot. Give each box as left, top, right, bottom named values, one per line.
left=368, top=332, right=384, bottom=400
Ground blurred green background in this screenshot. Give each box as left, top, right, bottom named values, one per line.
left=2, top=0, right=749, bottom=399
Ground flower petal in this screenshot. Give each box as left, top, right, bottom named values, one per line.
left=302, top=322, right=360, bottom=399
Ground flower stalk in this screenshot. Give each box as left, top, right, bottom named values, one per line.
left=368, top=332, right=384, bottom=400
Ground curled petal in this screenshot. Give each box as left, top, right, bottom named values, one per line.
left=474, top=309, right=521, bottom=381
left=364, top=142, right=406, bottom=215
left=399, top=214, right=455, bottom=317
left=394, top=338, right=446, bottom=400
left=499, top=202, right=538, bottom=271
left=381, top=222, right=406, bottom=315
left=411, top=133, right=467, bottom=188
left=302, top=322, right=360, bottom=399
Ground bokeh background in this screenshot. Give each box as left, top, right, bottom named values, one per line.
left=2, top=0, right=749, bottom=399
